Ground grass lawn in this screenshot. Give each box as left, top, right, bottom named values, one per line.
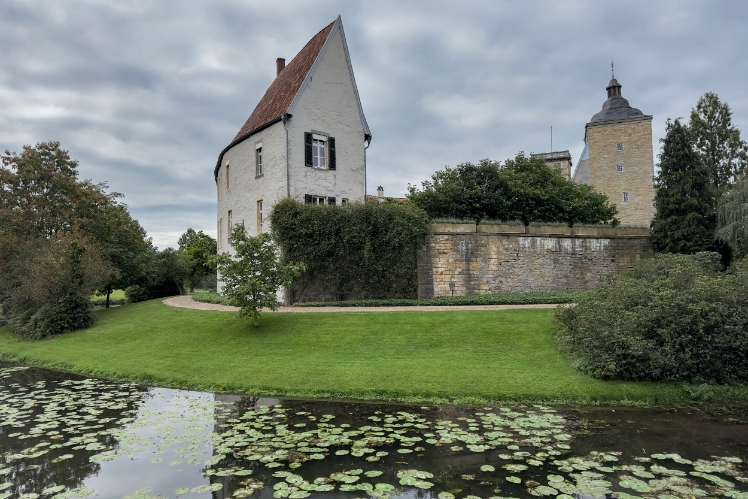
left=0, top=299, right=744, bottom=404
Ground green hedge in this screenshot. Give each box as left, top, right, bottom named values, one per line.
left=556, top=253, right=748, bottom=383
left=270, top=199, right=431, bottom=302
left=294, top=291, right=586, bottom=307
left=192, top=290, right=229, bottom=305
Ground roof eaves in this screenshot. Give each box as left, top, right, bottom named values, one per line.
left=213, top=116, right=284, bottom=181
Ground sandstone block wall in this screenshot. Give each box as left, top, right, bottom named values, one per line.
left=417, top=224, right=652, bottom=299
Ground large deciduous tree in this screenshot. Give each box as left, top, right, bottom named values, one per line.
left=406, top=154, right=618, bottom=226
left=651, top=119, right=716, bottom=254
left=178, top=229, right=217, bottom=292
left=689, top=92, right=748, bottom=192
left=214, top=226, right=305, bottom=327
left=0, top=141, right=151, bottom=336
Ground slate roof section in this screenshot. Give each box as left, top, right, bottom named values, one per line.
left=589, top=78, right=645, bottom=124
left=232, top=21, right=335, bottom=141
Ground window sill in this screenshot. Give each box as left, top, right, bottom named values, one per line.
left=255, top=174, right=264, bottom=179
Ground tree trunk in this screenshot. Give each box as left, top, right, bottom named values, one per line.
left=253, top=310, right=259, bottom=327
left=105, top=288, right=111, bottom=309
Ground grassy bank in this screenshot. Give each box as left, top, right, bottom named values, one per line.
left=0, top=299, right=745, bottom=405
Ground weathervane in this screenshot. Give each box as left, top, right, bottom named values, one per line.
left=611, top=57, right=615, bottom=79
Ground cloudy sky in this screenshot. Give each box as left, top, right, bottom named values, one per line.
left=2, top=0, right=747, bottom=248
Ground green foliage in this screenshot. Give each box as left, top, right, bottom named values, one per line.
left=192, top=290, right=229, bottom=305
left=556, top=253, right=748, bottom=383
left=124, top=285, right=150, bottom=304
left=717, top=175, right=748, bottom=258
left=651, top=119, right=716, bottom=254
left=294, top=291, right=587, bottom=307
left=689, top=92, right=748, bottom=192
left=214, top=226, right=305, bottom=326
left=178, top=229, right=217, bottom=292
left=5, top=235, right=113, bottom=340
left=407, top=155, right=618, bottom=226
left=270, top=199, right=431, bottom=302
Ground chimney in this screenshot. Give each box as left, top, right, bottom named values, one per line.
left=276, top=58, right=285, bottom=76
left=377, top=186, right=384, bottom=199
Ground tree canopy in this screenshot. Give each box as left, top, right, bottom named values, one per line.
left=717, top=174, right=748, bottom=259
left=178, top=228, right=217, bottom=292
left=689, top=92, right=748, bottom=192
left=0, top=141, right=152, bottom=336
left=406, top=154, right=618, bottom=226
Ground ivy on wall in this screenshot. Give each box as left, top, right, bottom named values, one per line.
left=270, top=199, right=431, bottom=302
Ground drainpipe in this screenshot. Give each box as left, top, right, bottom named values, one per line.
left=283, top=114, right=291, bottom=198
left=364, top=134, right=372, bottom=202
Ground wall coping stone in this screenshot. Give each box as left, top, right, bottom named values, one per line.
left=431, top=223, right=650, bottom=238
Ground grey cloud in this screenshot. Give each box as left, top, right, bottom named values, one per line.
left=1, top=0, right=746, bottom=248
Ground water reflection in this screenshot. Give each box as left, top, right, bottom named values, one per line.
left=1, top=363, right=747, bottom=499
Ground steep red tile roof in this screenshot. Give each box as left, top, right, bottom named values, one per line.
left=233, top=21, right=335, bottom=141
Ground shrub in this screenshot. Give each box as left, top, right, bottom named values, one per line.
left=270, top=199, right=431, bottom=302
left=192, top=290, right=229, bottom=305
left=294, top=291, right=586, bottom=307
left=124, top=285, right=150, bottom=303
left=556, top=253, right=748, bottom=383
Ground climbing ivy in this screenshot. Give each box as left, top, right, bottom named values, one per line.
left=270, top=199, right=430, bottom=302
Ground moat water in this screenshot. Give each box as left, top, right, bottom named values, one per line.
left=1, top=362, right=747, bottom=499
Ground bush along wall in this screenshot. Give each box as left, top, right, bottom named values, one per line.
left=555, top=252, right=748, bottom=383
left=270, top=199, right=431, bottom=302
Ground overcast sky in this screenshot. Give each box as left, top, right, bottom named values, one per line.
left=2, top=0, right=747, bottom=248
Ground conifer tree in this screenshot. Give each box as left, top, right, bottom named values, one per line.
left=651, top=119, right=715, bottom=254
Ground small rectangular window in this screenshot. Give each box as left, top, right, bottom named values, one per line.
left=227, top=210, right=232, bottom=236
left=617, top=164, right=624, bottom=172
left=305, top=195, right=327, bottom=205
left=256, top=146, right=263, bottom=176
left=218, top=218, right=222, bottom=248
left=312, top=136, right=326, bottom=169
left=622, top=192, right=629, bottom=202
left=226, top=164, right=230, bottom=190
left=342, top=198, right=349, bottom=206
left=616, top=142, right=624, bottom=151
left=257, top=200, right=263, bottom=233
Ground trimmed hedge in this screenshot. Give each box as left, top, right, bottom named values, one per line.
left=270, top=199, right=431, bottom=302
left=294, top=291, right=586, bottom=307
left=556, top=253, right=748, bottom=383
left=192, top=290, right=229, bottom=305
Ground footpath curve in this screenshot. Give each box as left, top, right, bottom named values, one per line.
left=162, top=295, right=562, bottom=313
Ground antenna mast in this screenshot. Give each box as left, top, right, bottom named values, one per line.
left=551, top=126, right=553, bottom=152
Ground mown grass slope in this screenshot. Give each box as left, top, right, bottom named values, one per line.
left=1, top=299, right=744, bottom=404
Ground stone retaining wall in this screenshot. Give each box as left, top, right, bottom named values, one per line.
left=417, top=223, right=652, bottom=299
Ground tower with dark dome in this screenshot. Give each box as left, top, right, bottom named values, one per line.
left=573, top=76, right=655, bottom=226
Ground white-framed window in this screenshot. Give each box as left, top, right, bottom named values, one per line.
left=312, top=134, right=326, bottom=168
left=616, top=142, right=624, bottom=151
left=257, top=200, right=264, bottom=233
left=617, top=164, right=624, bottom=172
left=256, top=144, right=263, bottom=176
left=311, top=195, right=326, bottom=205
left=342, top=198, right=349, bottom=206
left=225, top=163, right=230, bottom=190
left=622, top=192, right=629, bottom=202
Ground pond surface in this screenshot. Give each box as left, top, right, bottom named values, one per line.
left=1, top=363, right=747, bottom=499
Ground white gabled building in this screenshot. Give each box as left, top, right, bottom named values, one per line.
left=215, top=16, right=371, bottom=251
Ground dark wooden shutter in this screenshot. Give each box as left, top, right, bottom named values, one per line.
left=304, top=132, right=313, bottom=167
left=327, top=197, right=336, bottom=205
left=328, top=136, right=336, bottom=170
left=304, top=194, right=312, bottom=204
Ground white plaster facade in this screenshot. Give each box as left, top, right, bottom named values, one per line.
left=215, top=17, right=370, bottom=254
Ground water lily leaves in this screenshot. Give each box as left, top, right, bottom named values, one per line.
left=619, top=476, right=651, bottom=492
left=506, top=477, right=522, bottom=484
left=288, top=491, right=311, bottom=499
left=438, top=492, right=455, bottom=499
left=336, top=450, right=349, bottom=455
left=397, top=449, right=413, bottom=454
left=547, top=475, right=564, bottom=483
left=364, top=471, right=383, bottom=478
left=192, top=483, right=223, bottom=493
left=175, top=488, right=189, bottom=496
left=481, top=465, right=495, bottom=472
left=528, top=485, right=557, bottom=496
left=503, top=464, right=528, bottom=472
left=632, top=470, right=655, bottom=479
left=40, top=486, right=66, bottom=496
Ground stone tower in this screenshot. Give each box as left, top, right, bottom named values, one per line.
left=573, top=77, right=655, bottom=226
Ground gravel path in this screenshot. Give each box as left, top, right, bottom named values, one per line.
left=162, top=295, right=562, bottom=313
